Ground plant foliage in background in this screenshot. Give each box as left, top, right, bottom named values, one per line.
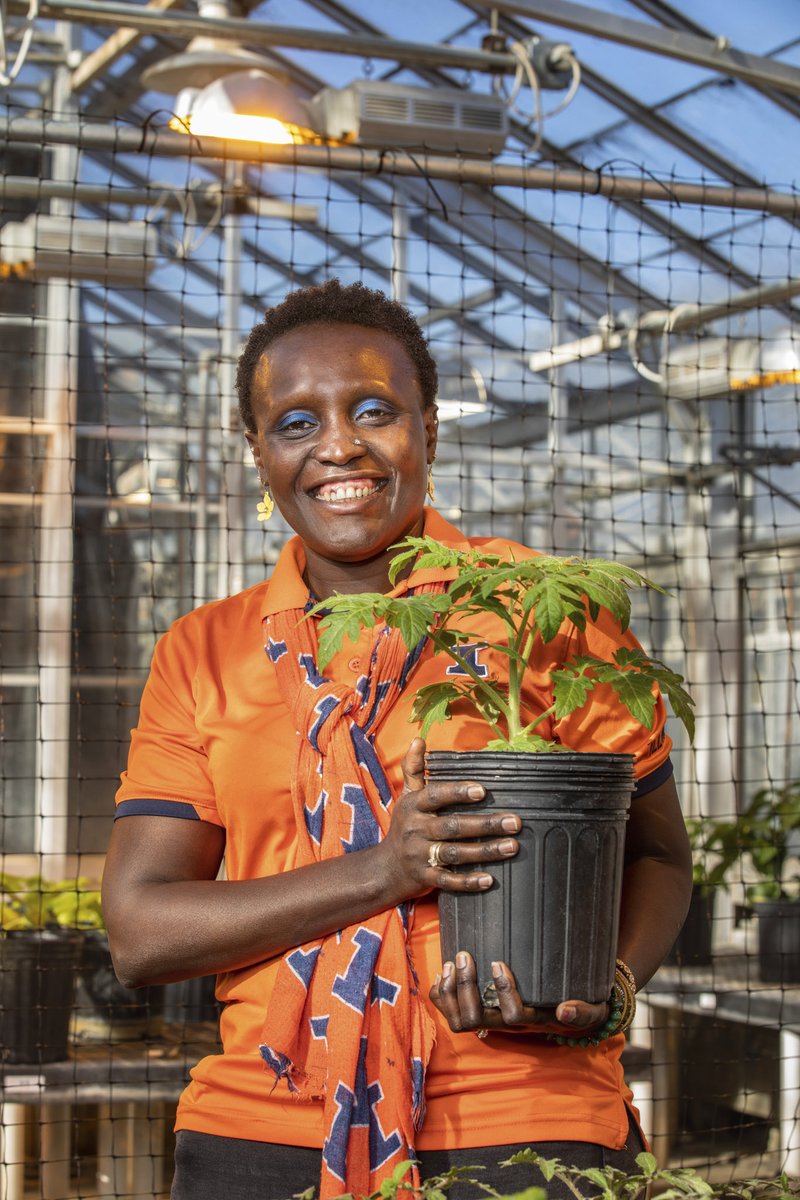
left=0, top=873, right=104, bottom=931
left=313, top=539, right=694, bottom=753
left=702, top=782, right=800, bottom=903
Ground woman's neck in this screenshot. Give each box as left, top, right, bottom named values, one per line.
left=302, top=516, right=425, bottom=601
left=303, top=548, right=409, bottom=601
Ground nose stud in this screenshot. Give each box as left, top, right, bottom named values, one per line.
left=353, top=438, right=363, bottom=446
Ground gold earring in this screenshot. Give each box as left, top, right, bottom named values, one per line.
left=426, top=465, right=436, bottom=502
left=257, top=489, right=274, bottom=522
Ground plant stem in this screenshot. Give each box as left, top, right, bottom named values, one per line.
left=519, top=704, right=557, bottom=738
left=428, top=631, right=511, bottom=736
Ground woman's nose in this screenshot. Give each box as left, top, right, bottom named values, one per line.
left=315, top=421, right=367, bottom=464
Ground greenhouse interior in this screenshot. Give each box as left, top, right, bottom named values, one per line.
left=1, top=0, right=799, bottom=1195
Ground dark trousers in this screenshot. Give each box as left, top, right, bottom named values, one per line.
left=171, top=1113, right=646, bottom=1200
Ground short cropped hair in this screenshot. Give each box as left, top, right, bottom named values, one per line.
left=236, top=278, right=438, bottom=432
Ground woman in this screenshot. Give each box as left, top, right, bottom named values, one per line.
left=102, top=279, right=692, bottom=1200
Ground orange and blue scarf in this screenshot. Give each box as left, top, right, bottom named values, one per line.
left=259, top=589, right=442, bottom=1200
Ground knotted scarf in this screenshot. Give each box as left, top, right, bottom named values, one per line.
left=259, top=584, right=444, bottom=1200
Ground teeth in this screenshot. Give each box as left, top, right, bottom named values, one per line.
left=318, top=482, right=379, bottom=503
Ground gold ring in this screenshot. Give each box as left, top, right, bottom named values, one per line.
left=475, top=1028, right=489, bottom=1039
left=427, top=842, right=445, bottom=869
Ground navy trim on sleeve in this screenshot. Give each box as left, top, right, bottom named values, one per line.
left=114, top=799, right=200, bottom=820
left=632, top=758, right=673, bottom=799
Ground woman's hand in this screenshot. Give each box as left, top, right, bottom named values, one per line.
left=429, top=952, right=610, bottom=1036
left=380, top=738, right=522, bottom=905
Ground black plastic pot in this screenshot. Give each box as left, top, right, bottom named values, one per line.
left=428, top=750, right=635, bottom=1008
left=755, top=899, right=800, bottom=984
left=666, top=885, right=715, bottom=967
left=0, top=929, right=80, bottom=1063
left=73, top=930, right=164, bottom=1041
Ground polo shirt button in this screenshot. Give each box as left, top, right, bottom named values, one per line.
left=348, top=657, right=361, bottom=672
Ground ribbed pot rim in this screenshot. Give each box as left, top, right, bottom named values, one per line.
left=426, top=749, right=635, bottom=781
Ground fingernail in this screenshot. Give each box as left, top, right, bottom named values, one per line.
left=456, top=951, right=468, bottom=969
left=478, top=874, right=493, bottom=889
left=498, top=839, right=516, bottom=855
left=467, top=785, right=485, bottom=799
left=491, top=961, right=502, bottom=979
left=501, top=816, right=521, bottom=833
left=559, top=1005, right=577, bottom=1025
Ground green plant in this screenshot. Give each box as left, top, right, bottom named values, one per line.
left=313, top=538, right=694, bottom=754
left=684, top=815, right=742, bottom=896
left=297, top=1152, right=799, bottom=1200
left=0, top=873, right=104, bottom=932
left=735, top=782, right=800, bottom=903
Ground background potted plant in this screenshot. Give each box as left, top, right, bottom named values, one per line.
left=0, top=873, right=99, bottom=1063
left=734, top=782, right=800, bottom=984
left=314, top=537, right=695, bottom=1008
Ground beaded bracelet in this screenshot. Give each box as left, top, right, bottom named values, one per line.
left=545, top=959, right=637, bottom=1048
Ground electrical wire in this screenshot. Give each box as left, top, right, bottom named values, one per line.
left=494, top=38, right=582, bottom=155
left=0, top=0, right=39, bottom=87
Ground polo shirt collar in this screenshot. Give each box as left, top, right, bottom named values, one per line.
left=260, top=507, right=471, bottom=619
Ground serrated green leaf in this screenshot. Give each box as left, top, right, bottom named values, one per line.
left=315, top=618, right=349, bottom=671
left=384, top=600, right=432, bottom=650
left=552, top=669, right=596, bottom=719
left=410, top=682, right=462, bottom=729
left=605, top=670, right=658, bottom=730
left=419, top=694, right=454, bottom=737
left=531, top=577, right=568, bottom=643
left=387, top=545, right=420, bottom=584
left=635, top=1152, right=658, bottom=1176
left=580, top=1167, right=614, bottom=1189
left=391, top=1160, right=415, bottom=1184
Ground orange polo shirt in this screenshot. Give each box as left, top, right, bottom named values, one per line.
left=115, top=509, right=672, bottom=1150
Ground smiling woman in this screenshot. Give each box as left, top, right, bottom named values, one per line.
left=101, top=279, right=691, bottom=1200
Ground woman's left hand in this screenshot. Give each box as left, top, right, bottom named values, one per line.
left=429, top=951, right=609, bottom=1035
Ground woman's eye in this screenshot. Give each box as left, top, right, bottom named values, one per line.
left=353, top=399, right=394, bottom=421
left=274, top=411, right=317, bottom=435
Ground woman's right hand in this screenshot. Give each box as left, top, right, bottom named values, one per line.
left=380, top=737, right=521, bottom=904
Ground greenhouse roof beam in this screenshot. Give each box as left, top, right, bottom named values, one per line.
left=629, top=0, right=800, bottom=122
left=69, top=0, right=184, bottom=93
left=5, top=0, right=522, bottom=75
left=481, top=0, right=800, bottom=97
left=450, top=377, right=663, bottom=448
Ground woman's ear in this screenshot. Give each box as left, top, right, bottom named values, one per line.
left=424, top=404, right=439, bottom=463
left=245, top=430, right=265, bottom=479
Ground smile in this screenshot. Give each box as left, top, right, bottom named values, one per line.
left=314, top=479, right=384, bottom=504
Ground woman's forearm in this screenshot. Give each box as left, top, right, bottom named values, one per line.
left=616, top=856, right=692, bottom=989
left=615, top=774, right=693, bottom=990
left=106, top=849, right=396, bottom=988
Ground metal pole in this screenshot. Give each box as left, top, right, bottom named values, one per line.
left=391, top=193, right=409, bottom=305
left=4, top=0, right=519, bottom=75
left=0, top=174, right=317, bottom=220
left=546, top=290, right=576, bottom=554
left=34, top=28, right=80, bottom=872
left=483, top=0, right=800, bottom=98
left=1, top=119, right=798, bottom=216
left=218, top=163, right=245, bottom=599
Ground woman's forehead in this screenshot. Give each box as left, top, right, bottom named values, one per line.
left=252, top=321, right=421, bottom=397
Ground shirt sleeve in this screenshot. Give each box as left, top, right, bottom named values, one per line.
left=547, top=605, right=674, bottom=795
left=115, top=614, right=223, bottom=825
